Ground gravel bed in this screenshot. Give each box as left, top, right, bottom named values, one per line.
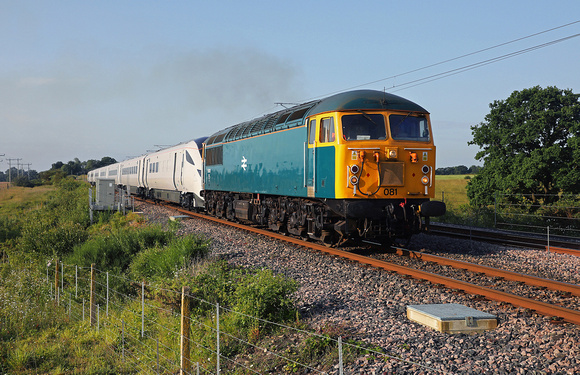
left=370, top=248, right=580, bottom=312
left=136, top=203, right=580, bottom=374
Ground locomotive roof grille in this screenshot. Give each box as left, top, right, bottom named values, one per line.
left=262, top=116, right=279, bottom=133
left=214, top=133, right=226, bottom=143
left=204, top=90, right=427, bottom=145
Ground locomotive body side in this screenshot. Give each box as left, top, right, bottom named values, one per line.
left=202, top=90, right=445, bottom=244
left=204, top=126, right=309, bottom=197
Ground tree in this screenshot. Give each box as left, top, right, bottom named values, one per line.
left=98, top=156, right=117, bottom=168
left=52, top=161, right=64, bottom=170
left=467, top=86, right=580, bottom=206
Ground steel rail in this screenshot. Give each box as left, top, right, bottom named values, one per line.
left=429, top=223, right=580, bottom=256
left=546, top=246, right=580, bottom=256
left=390, top=247, right=580, bottom=297
left=141, top=200, right=580, bottom=325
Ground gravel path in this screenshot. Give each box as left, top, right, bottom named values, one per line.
left=137, top=203, right=580, bottom=374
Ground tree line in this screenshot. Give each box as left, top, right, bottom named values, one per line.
left=435, top=165, right=482, bottom=175
left=0, top=156, right=117, bottom=187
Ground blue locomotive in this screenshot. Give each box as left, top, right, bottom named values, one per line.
left=90, top=90, right=445, bottom=245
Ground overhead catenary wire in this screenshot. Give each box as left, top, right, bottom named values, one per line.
left=389, top=32, right=580, bottom=92
left=303, top=19, right=580, bottom=101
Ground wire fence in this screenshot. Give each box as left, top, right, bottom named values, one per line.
left=45, top=260, right=446, bottom=375
left=440, top=191, right=580, bottom=239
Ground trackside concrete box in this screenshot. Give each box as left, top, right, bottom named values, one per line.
left=407, top=303, right=497, bottom=333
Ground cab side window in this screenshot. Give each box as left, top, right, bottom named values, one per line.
left=319, top=117, right=335, bottom=143
left=308, top=119, right=317, bottom=144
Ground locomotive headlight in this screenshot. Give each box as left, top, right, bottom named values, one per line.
left=422, top=165, right=430, bottom=174
left=350, top=164, right=360, bottom=175
left=350, top=175, right=359, bottom=185
left=421, top=176, right=430, bottom=185
left=386, top=148, right=398, bottom=159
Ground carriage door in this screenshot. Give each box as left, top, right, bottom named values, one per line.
left=306, top=118, right=317, bottom=197
left=144, top=159, right=149, bottom=188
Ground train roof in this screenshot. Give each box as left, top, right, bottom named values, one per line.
left=308, top=89, right=428, bottom=115
left=205, top=90, right=428, bottom=146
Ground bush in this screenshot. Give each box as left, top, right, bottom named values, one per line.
left=0, top=216, right=20, bottom=243
left=67, top=225, right=174, bottom=274
left=232, top=269, right=298, bottom=328
left=129, top=234, right=210, bottom=281
left=185, top=261, right=244, bottom=314
left=16, top=178, right=93, bottom=257
left=19, top=212, right=88, bottom=256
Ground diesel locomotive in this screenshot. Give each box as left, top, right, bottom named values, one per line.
left=89, top=89, right=445, bottom=246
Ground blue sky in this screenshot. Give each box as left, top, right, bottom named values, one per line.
left=1, top=1, right=580, bottom=171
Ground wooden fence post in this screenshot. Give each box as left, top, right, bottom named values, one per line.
left=180, top=286, right=191, bottom=375
left=90, top=263, right=96, bottom=327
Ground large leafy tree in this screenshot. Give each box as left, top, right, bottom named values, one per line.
left=467, top=86, right=580, bottom=206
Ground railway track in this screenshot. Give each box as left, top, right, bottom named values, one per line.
left=138, top=199, right=580, bottom=326
left=429, top=222, right=580, bottom=256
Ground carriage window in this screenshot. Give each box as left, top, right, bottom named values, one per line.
left=389, top=114, right=430, bottom=142
left=308, top=119, right=316, bottom=144
left=341, top=113, right=386, bottom=140
left=319, top=117, right=335, bottom=143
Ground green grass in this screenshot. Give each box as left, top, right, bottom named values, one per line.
left=433, top=174, right=499, bottom=227
left=434, top=174, right=473, bottom=207
left=0, top=185, right=55, bottom=212
left=2, top=177, right=381, bottom=374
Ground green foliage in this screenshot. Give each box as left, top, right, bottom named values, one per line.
left=436, top=165, right=481, bottom=175
left=11, top=175, right=42, bottom=187
left=38, top=169, right=67, bottom=184
left=0, top=260, right=63, bottom=344
left=47, top=156, right=118, bottom=177
left=67, top=225, right=174, bottom=274
left=129, top=234, right=210, bottom=280
left=19, top=215, right=88, bottom=256
left=185, top=260, right=245, bottom=313
left=468, top=86, right=580, bottom=206
left=232, top=269, right=298, bottom=328
left=0, top=256, right=125, bottom=373
left=0, top=216, right=20, bottom=243
left=17, top=179, right=91, bottom=256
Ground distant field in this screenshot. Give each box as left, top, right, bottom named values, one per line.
left=0, top=185, right=55, bottom=211
left=434, top=174, right=473, bottom=207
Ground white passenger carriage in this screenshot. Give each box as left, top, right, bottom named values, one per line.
left=142, top=137, right=206, bottom=209
left=119, top=156, right=143, bottom=195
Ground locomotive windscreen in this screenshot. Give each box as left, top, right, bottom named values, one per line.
left=341, top=113, right=386, bottom=141
left=389, top=114, right=430, bottom=142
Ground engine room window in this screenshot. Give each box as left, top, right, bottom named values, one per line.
left=205, top=146, right=223, bottom=165
left=389, top=114, right=430, bottom=142
left=319, top=117, right=335, bottom=143
left=341, top=113, right=386, bottom=141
